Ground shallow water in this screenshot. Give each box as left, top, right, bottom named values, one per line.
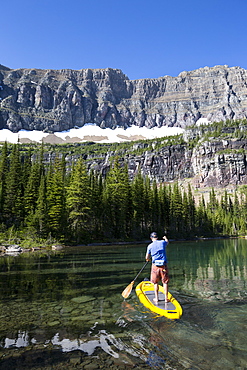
left=0, top=239, right=247, bottom=369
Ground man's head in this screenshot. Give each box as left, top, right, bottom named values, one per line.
left=150, top=232, right=158, bottom=240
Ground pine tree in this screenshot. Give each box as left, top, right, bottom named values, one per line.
left=22, top=147, right=32, bottom=189
left=143, top=177, right=152, bottom=233
left=90, top=171, right=104, bottom=238
left=232, top=191, right=241, bottom=235
left=0, top=141, right=8, bottom=222
left=38, top=142, right=45, bottom=176
left=33, top=174, right=48, bottom=237
left=24, top=161, right=42, bottom=225
left=196, top=194, right=212, bottom=236
left=122, top=163, right=133, bottom=238
left=187, top=183, right=196, bottom=234
left=150, top=179, right=160, bottom=232
left=3, top=144, right=23, bottom=227
left=46, top=156, right=67, bottom=239
left=207, top=188, right=219, bottom=213
left=239, top=186, right=247, bottom=235
left=158, top=183, right=170, bottom=235
left=169, top=182, right=183, bottom=236
left=206, top=188, right=220, bottom=234
left=103, top=159, right=131, bottom=239
left=131, top=169, right=145, bottom=237
left=182, top=190, right=189, bottom=235
left=67, top=158, right=91, bottom=243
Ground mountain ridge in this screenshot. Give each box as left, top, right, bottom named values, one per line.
left=1, top=64, right=247, bottom=132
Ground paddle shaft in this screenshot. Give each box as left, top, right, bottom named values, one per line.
left=121, top=261, right=149, bottom=299
left=132, top=260, right=149, bottom=283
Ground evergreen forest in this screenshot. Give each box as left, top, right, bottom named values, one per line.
left=0, top=141, right=247, bottom=247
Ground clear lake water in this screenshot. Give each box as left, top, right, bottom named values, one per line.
left=0, top=238, right=247, bottom=369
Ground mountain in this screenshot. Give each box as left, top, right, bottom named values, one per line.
left=1, top=65, right=247, bottom=133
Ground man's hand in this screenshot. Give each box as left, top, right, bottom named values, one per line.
left=163, top=235, right=168, bottom=242
left=145, top=253, right=150, bottom=261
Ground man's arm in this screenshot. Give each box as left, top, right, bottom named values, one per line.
left=145, top=251, right=151, bottom=261
left=163, top=235, right=169, bottom=244
left=145, top=245, right=151, bottom=261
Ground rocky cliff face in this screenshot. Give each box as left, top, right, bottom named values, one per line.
left=83, top=143, right=194, bottom=184
left=1, top=64, right=247, bottom=132
left=191, top=139, right=247, bottom=188
left=98, top=138, right=247, bottom=188
left=37, top=127, right=247, bottom=189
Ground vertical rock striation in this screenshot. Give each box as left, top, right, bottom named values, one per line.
left=1, top=64, right=247, bottom=132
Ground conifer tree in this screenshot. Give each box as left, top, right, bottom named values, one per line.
left=122, top=163, right=133, bottom=237
left=0, top=141, right=8, bottom=222
left=196, top=194, right=212, bottom=236
left=24, top=162, right=42, bottom=225
left=239, top=186, right=247, bottom=235
left=104, top=159, right=131, bottom=239
left=150, top=179, right=160, bottom=232
left=232, top=191, right=241, bottom=234
left=158, top=183, right=170, bottom=235
left=131, top=169, right=146, bottom=237
left=169, top=182, right=183, bottom=235
left=22, top=147, right=32, bottom=188
left=67, top=158, right=91, bottom=242
left=187, top=183, right=196, bottom=234
left=196, top=195, right=205, bottom=235
left=182, top=190, right=189, bottom=234
left=38, top=142, right=45, bottom=177
left=90, top=172, right=104, bottom=238
left=207, top=188, right=219, bottom=213
left=3, top=144, right=23, bottom=226
left=46, top=156, right=67, bottom=239
left=143, top=176, right=152, bottom=233
left=206, top=188, right=220, bottom=234
left=33, top=174, right=48, bottom=237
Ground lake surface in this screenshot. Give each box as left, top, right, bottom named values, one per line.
left=0, top=238, right=247, bottom=369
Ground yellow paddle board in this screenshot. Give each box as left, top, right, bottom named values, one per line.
left=136, top=281, right=183, bottom=319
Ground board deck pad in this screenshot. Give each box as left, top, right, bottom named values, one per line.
left=145, top=291, right=176, bottom=310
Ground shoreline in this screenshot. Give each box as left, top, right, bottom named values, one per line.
left=0, top=235, right=242, bottom=255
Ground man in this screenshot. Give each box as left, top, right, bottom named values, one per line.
left=145, top=232, right=169, bottom=303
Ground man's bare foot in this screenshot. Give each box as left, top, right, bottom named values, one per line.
left=153, top=298, right=158, bottom=303
left=164, top=299, right=170, bottom=303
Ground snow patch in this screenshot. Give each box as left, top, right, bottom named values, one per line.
left=196, top=118, right=211, bottom=126
left=0, top=125, right=184, bottom=144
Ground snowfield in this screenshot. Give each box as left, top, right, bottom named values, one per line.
left=0, top=124, right=184, bottom=144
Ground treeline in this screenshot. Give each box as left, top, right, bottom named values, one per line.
left=0, top=142, right=247, bottom=245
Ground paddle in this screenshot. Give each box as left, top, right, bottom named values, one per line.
left=121, top=261, right=149, bottom=299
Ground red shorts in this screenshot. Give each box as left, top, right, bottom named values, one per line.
left=150, top=263, right=169, bottom=284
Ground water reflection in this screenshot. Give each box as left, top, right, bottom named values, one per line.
left=172, top=238, right=247, bottom=300
left=3, top=329, right=132, bottom=358
left=4, top=331, right=31, bottom=348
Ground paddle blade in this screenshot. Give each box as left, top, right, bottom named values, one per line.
left=121, top=281, right=134, bottom=299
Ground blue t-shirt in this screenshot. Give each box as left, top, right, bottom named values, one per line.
left=146, top=240, right=168, bottom=266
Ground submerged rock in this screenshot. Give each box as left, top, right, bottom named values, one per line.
left=71, top=296, right=96, bottom=304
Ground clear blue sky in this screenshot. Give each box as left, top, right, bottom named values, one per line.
left=1, top=0, right=247, bottom=80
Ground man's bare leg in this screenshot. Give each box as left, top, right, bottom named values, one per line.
left=163, top=282, right=169, bottom=302
left=153, top=283, right=159, bottom=303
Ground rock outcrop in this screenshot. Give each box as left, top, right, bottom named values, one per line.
left=191, top=139, right=247, bottom=188
left=87, top=138, right=247, bottom=188
left=1, top=64, right=247, bottom=132
left=35, top=124, right=247, bottom=189
left=83, top=143, right=194, bottom=184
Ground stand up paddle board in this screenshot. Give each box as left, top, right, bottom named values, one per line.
left=136, top=281, right=182, bottom=319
